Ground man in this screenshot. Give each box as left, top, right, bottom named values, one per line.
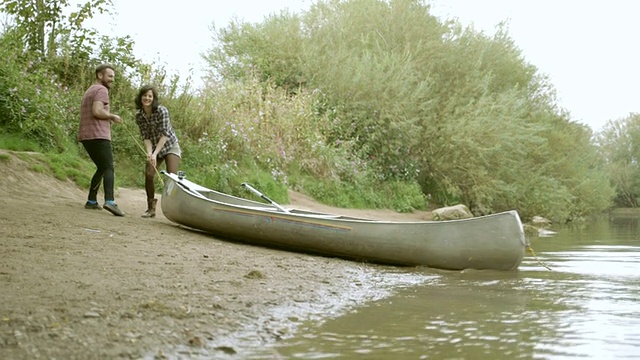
left=77, top=63, right=125, bottom=216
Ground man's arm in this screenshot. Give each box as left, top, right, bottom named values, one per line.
left=92, top=101, right=121, bottom=123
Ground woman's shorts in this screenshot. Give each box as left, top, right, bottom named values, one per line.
left=166, top=143, right=181, bottom=158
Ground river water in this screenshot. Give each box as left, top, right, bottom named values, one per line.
left=245, top=212, right=640, bottom=359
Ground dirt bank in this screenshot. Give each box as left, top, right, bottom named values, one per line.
left=0, top=150, right=433, bottom=359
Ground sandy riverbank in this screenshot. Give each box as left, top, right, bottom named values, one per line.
left=0, top=150, right=435, bottom=359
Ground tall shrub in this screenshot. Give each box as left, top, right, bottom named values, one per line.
left=597, top=114, right=640, bottom=207
left=168, top=0, right=618, bottom=218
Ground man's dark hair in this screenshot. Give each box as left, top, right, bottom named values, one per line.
left=135, top=84, right=160, bottom=111
left=95, top=64, right=115, bottom=78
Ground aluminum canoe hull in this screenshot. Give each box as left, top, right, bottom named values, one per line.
left=160, top=171, right=527, bottom=270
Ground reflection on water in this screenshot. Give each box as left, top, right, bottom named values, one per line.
left=246, top=213, right=640, bottom=359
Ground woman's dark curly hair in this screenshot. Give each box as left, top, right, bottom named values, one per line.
left=135, top=84, right=159, bottom=111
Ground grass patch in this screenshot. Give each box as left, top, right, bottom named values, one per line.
left=113, top=152, right=145, bottom=189
left=295, top=176, right=426, bottom=212
left=0, top=133, right=42, bottom=152
left=0, top=143, right=427, bottom=213
left=42, top=152, right=94, bottom=183
left=30, top=163, right=47, bottom=173
left=15, top=151, right=41, bottom=163
left=239, top=168, right=289, bottom=204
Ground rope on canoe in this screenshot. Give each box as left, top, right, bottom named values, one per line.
left=527, top=245, right=552, bottom=271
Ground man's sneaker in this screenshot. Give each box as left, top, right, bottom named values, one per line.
left=84, top=202, right=102, bottom=210
left=103, top=202, right=125, bottom=217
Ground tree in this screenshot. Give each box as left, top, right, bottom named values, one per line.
left=597, top=113, right=640, bottom=207
left=202, top=0, right=614, bottom=220
left=0, top=0, right=112, bottom=59
left=0, top=0, right=145, bottom=152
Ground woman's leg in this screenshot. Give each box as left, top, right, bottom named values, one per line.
left=141, top=160, right=159, bottom=218
left=164, top=154, right=180, bottom=174
left=144, top=160, right=157, bottom=201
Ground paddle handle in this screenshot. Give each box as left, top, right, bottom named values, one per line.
left=241, top=183, right=290, bottom=213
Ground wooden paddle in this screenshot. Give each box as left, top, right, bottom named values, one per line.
left=241, top=183, right=290, bottom=213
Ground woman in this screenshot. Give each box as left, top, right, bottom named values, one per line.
left=134, top=85, right=181, bottom=218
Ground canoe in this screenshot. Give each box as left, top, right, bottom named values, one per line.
left=160, top=171, right=527, bottom=271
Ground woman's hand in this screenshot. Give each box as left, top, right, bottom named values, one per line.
left=147, top=153, right=157, bottom=168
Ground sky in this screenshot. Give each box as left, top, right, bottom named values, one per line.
left=86, top=0, right=640, bottom=131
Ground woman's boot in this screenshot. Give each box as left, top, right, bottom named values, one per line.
left=141, top=198, right=157, bottom=218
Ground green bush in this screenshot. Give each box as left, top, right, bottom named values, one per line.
left=0, top=0, right=616, bottom=220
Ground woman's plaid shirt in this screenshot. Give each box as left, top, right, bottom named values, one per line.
left=135, top=105, right=179, bottom=158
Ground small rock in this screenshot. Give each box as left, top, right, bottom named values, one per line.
left=432, top=204, right=474, bottom=220
left=188, top=336, right=204, bottom=347
left=244, top=270, right=265, bottom=279
left=215, top=346, right=236, bottom=355
left=531, top=216, right=551, bottom=225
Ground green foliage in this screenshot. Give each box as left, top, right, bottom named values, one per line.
left=42, top=150, right=97, bottom=184
left=295, top=175, right=426, bottom=212
left=0, top=0, right=113, bottom=57
left=202, top=0, right=614, bottom=221
left=0, top=147, right=95, bottom=187
left=178, top=140, right=241, bottom=196
left=30, top=162, right=47, bottom=173
left=0, top=0, right=145, bottom=154
left=241, top=170, right=290, bottom=205
left=0, top=0, right=617, bottom=220
left=597, top=113, right=640, bottom=207
left=0, top=40, right=78, bottom=152
left=204, top=12, right=305, bottom=89
left=0, top=132, right=42, bottom=152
